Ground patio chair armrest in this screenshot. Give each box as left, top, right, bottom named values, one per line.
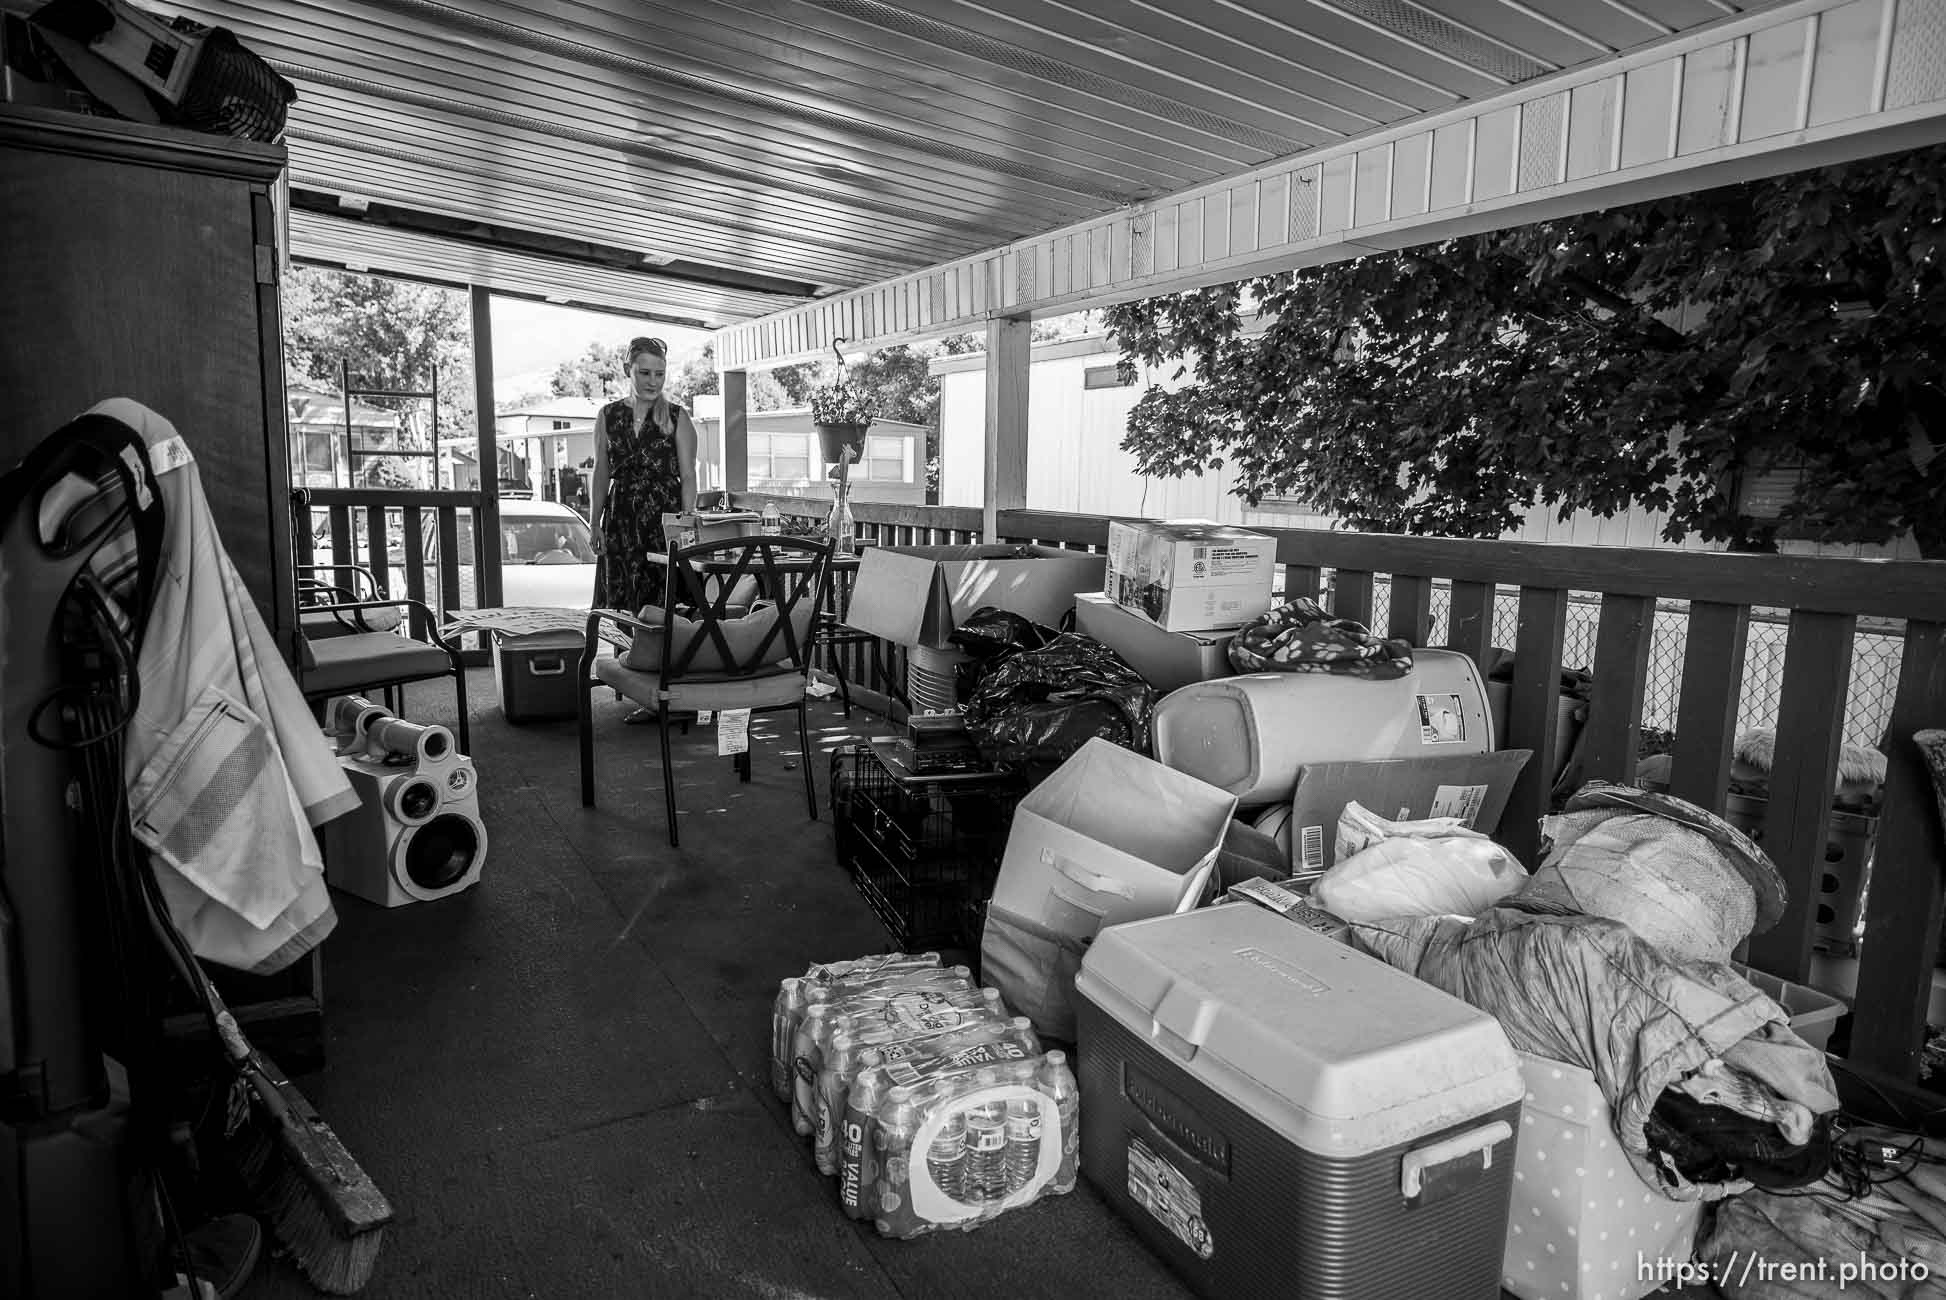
left=297, top=562, right=384, bottom=602
left=588, top=606, right=663, bottom=638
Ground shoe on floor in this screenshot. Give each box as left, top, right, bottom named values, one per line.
left=176, top=1212, right=262, bottom=1300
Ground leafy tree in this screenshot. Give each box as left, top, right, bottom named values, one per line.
left=549, top=340, right=628, bottom=401
left=1105, top=144, right=1946, bottom=555
left=283, top=267, right=475, bottom=487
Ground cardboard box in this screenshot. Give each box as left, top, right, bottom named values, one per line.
left=1285, top=750, right=1532, bottom=876
left=1073, top=593, right=1233, bottom=694
left=846, top=544, right=1106, bottom=649
left=661, top=510, right=763, bottom=549
left=1503, top=1050, right=1701, bottom=1300
left=991, top=739, right=1237, bottom=934
left=1104, top=520, right=1276, bottom=633
left=984, top=739, right=1237, bottom=1038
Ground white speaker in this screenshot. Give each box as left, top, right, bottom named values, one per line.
left=323, top=717, right=488, bottom=907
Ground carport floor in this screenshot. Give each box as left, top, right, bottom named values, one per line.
left=237, top=670, right=1194, bottom=1300
left=237, top=668, right=1717, bottom=1300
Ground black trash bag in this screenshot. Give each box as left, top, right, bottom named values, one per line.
left=961, top=631, right=1154, bottom=784
left=948, top=606, right=1061, bottom=702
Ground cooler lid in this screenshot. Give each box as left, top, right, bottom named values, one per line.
left=1076, top=904, right=1523, bottom=1155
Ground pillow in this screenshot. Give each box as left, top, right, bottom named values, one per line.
left=624, top=600, right=815, bottom=674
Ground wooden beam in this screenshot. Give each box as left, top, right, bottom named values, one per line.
left=722, top=368, right=748, bottom=495
left=1579, top=594, right=1656, bottom=785
left=1503, top=586, right=1570, bottom=865
left=1667, top=601, right=1749, bottom=810
left=716, top=0, right=1946, bottom=368
left=1745, top=611, right=1855, bottom=980
left=1849, top=620, right=1946, bottom=1077
left=982, top=316, right=1030, bottom=544
left=470, top=285, right=503, bottom=610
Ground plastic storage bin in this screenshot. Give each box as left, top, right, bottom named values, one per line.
left=1722, top=792, right=1875, bottom=954
left=1504, top=1051, right=1703, bottom=1300
left=491, top=629, right=582, bottom=723
left=831, top=741, right=1022, bottom=950
left=1075, top=904, right=1525, bottom=1300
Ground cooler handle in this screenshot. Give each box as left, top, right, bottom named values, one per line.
left=529, top=656, right=567, bottom=677
left=1399, top=1120, right=1512, bottom=1200
left=1042, top=848, right=1136, bottom=900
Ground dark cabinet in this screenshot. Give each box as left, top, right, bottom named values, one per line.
left=0, top=103, right=295, bottom=658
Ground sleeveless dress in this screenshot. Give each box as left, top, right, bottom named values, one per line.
left=595, top=398, right=684, bottom=612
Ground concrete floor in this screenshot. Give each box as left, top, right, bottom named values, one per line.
left=237, top=668, right=1714, bottom=1300
left=238, top=670, right=1197, bottom=1300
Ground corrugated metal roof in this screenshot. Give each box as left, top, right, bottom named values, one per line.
left=171, top=0, right=1764, bottom=325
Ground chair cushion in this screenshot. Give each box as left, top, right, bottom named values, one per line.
left=623, top=600, right=814, bottom=674
left=300, top=604, right=405, bottom=640
left=302, top=632, right=452, bottom=695
left=594, top=655, right=808, bottom=712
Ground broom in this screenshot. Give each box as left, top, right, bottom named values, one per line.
left=135, top=857, right=394, bottom=1293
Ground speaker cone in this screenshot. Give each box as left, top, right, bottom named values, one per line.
left=401, top=813, right=481, bottom=892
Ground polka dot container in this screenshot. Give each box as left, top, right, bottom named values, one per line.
left=1502, top=1050, right=1702, bottom=1300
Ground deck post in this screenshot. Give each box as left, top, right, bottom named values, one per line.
left=470, top=285, right=503, bottom=610
left=723, top=367, right=748, bottom=498
left=982, top=314, right=1030, bottom=544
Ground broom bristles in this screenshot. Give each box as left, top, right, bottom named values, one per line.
left=227, top=1057, right=393, bottom=1295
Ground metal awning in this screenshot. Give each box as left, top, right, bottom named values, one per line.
left=159, top=0, right=1829, bottom=328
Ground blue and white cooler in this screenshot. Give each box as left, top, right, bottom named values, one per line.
left=1074, top=904, right=1526, bottom=1300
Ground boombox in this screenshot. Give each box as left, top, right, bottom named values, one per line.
left=321, top=697, right=487, bottom=907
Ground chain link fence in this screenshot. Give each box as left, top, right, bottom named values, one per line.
left=1342, top=576, right=1900, bottom=750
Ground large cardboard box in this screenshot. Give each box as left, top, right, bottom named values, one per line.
left=1074, top=593, right=1233, bottom=694
left=1104, top=520, right=1276, bottom=633
left=1503, top=1050, right=1701, bottom=1300
left=1285, top=750, right=1532, bottom=877
left=982, top=739, right=1236, bottom=1037
left=846, top=544, right=1106, bottom=649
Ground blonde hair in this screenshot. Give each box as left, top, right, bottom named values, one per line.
left=625, top=336, right=673, bottom=434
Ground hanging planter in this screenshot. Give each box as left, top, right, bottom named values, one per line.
left=809, top=336, right=878, bottom=467
left=815, top=421, right=869, bottom=465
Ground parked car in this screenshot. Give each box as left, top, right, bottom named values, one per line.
left=386, top=499, right=597, bottom=610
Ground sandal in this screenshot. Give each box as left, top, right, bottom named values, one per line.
left=623, top=707, right=657, bottom=725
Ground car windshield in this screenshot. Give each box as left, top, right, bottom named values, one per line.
left=449, top=513, right=595, bottom=564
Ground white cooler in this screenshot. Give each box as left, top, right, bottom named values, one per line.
left=1151, top=649, right=1494, bottom=807
left=1075, top=904, right=1525, bottom=1300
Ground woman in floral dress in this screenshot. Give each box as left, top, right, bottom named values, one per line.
left=589, top=335, right=697, bottom=614
left=589, top=336, right=698, bottom=721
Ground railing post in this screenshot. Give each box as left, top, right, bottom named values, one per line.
left=723, top=367, right=748, bottom=497
left=471, top=285, right=503, bottom=610
left=982, top=315, right=1030, bottom=545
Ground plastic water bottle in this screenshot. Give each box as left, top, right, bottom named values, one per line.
left=925, top=1107, right=970, bottom=1204
left=815, top=1030, right=862, bottom=1175
left=771, top=978, right=806, bottom=1101
left=840, top=1062, right=889, bottom=1219
left=1003, top=1096, right=1042, bottom=1195
left=964, top=1101, right=1009, bottom=1202
left=874, top=1085, right=922, bottom=1230
left=761, top=500, right=782, bottom=535
left=790, top=1004, right=830, bottom=1137
left=1037, top=1050, right=1081, bottom=1194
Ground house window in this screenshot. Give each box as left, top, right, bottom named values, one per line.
left=1084, top=364, right=1132, bottom=390
left=751, top=434, right=812, bottom=481
left=551, top=419, right=572, bottom=430
left=863, top=435, right=907, bottom=482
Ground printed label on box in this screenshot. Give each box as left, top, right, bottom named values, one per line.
left=1298, top=824, right=1325, bottom=872
left=1430, top=783, right=1488, bottom=826
left=1128, top=1137, right=1214, bottom=1260
left=1417, top=693, right=1468, bottom=744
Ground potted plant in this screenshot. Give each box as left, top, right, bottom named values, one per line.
left=810, top=373, right=877, bottom=466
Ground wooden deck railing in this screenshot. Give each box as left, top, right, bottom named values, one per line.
left=731, top=494, right=1946, bottom=1086
left=292, top=488, right=494, bottom=650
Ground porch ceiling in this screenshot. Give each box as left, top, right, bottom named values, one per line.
left=164, top=0, right=1778, bottom=327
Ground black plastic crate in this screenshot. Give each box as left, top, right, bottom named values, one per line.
left=830, top=743, right=1022, bottom=951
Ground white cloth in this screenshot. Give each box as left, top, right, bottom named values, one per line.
left=100, top=399, right=356, bottom=973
